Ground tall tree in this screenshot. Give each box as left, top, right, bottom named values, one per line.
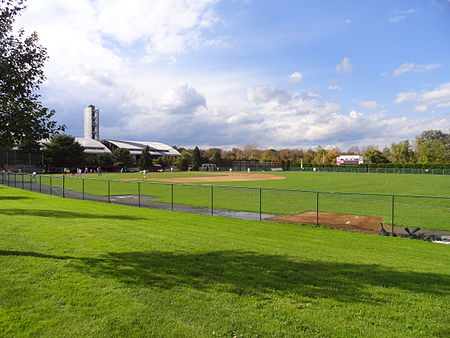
left=43, top=135, right=85, bottom=168
left=390, top=140, right=414, bottom=163
left=208, top=148, right=222, bottom=165
left=96, top=153, right=113, bottom=166
left=112, top=148, right=134, bottom=168
left=0, top=0, right=65, bottom=149
left=139, top=145, right=153, bottom=170
left=415, top=130, right=450, bottom=163
left=313, top=148, right=327, bottom=165
left=363, top=149, right=389, bottom=163
left=191, top=146, right=202, bottom=170
left=176, top=151, right=192, bottom=171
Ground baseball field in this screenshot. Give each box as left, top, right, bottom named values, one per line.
left=0, top=185, right=449, bottom=336
left=34, top=171, right=450, bottom=232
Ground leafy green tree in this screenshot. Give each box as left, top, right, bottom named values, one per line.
left=176, top=151, right=192, bottom=171
left=191, top=146, right=202, bottom=170
left=415, top=130, right=449, bottom=163
left=390, top=140, right=414, bottom=163
left=324, top=151, right=339, bottom=164
left=207, top=148, right=222, bottom=165
left=43, top=135, right=85, bottom=168
left=96, top=153, right=113, bottom=166
left=303, top=149, right=316, bottom=163
left=363, top=149, right=389, bottom=163
left=0, top=0, right=65, bottom=149
left=139, top=145, right=153, bottom=170
left=313, top=148, right=327, bottom=165
left=112, top=148, right=134, bottom=168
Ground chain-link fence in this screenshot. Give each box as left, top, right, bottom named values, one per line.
left=0, top=150, right=45, bottom=171
left=1, top=172, right=449, bottom=234
left=291, top=166, right=450, bottom=175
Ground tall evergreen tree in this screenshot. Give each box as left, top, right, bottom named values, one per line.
left=139, top=145, right=153, bottom=170
left=192, top=146, right=202, bottom=170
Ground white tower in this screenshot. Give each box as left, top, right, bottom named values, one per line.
left=83, top=105, right=100, bottom=140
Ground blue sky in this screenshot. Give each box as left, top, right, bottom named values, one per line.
left=17, top=0, right=450, bottom=150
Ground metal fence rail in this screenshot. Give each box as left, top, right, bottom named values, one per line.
left=1, top=172, right=449, bottom=234
left=291, top=166, right=450, bottom=175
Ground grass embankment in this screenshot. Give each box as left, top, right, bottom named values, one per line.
left=41, top=172, right=450, bottom=231
left=0, top=186, right=449, bottom=337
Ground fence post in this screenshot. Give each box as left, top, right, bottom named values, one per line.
left=316, top=192, right=319, bottom=226
left=21, top=174, right=24, bottom=189
left=138, top=182, right=141, bottom=208
left=210, top=185, right=214, bottom=216
left=391, top=195, right=395, bottom=235
left=62, top=175, right=65, bottom=198
left=50, top=176, right=52, bottom=195
left=30, top=174, right=32, bottom=192
left=259, top=188, right=262, bottom=221
left=171, top=184, right=174, bottom=211
left=107, top=180, right=110, bottom=203
left=82, top=178, right=85, bottom=200
left=39, top=175, right=41, bottom=193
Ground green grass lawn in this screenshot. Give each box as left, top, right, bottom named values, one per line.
left=58, top=171, right=450, bottom=196
left=0, top=186, right=449, bottom=337
left=32, top=171, right=450, bottom=232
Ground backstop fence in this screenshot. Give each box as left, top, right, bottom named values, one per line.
left=1, top=172, right=449, bottom=235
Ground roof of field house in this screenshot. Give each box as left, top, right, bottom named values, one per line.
left=104, top=140, right=180, bottom=156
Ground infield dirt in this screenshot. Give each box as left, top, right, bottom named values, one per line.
left=270, top=211, right=384, bottom=234
left=120, top=172, right=286, bottom=183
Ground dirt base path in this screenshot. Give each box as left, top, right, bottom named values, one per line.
left=270, top=211, right=384, bottom=234
left=122, top=172, right=285, bottom=183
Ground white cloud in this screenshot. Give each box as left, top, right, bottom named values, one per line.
left=328, top=79, right=341, bottom=91
left=360, top=101, right=384, bottom=110
left=394, top=82, right=450, bottom=108
left=94, top=0, right=220, bottom=55
left=80, top=81, right=450, bottom=148
left=329, top=85, right=341, bottom=91
left=414, top=105, right=428, bottom=112
left=336, top=57, right=353, bottom=74
left=389, top=15, right=406, bottom=23
left=393, top=63, right=442, bottom=76
left=394, top=92, right=418, bottom=104
left=247, top=86, right=292, bottom=105
left=156, top=83, right=206, bottom=115
left=287, top=72, right=303, bottom=84
left=389, top=8, right=418, bottom=23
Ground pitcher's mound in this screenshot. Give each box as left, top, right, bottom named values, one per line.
left=270, top=211, right=384, bottom=234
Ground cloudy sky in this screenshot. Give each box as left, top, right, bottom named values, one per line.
left=16, top=0, right=450, bottom=150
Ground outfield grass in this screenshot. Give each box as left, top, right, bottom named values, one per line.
left=33, top=171, right=450, bottom=232
left=0, top=186, right=449, bottom=337
left=81, top=171, right=450, bottom=196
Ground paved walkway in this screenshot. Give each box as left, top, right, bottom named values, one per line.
left=2, top=179, right=274, bottom=222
